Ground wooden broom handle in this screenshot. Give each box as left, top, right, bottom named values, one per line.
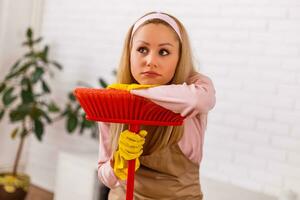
left=126, top=124, right=140, bottom=200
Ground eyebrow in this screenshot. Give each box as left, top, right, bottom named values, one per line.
left=136, top=40, right=174, bottom=47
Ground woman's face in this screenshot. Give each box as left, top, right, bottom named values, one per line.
left=130, top=23, right=180, bottom=85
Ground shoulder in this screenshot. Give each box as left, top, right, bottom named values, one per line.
left=187, top=72, right=215, bottom=86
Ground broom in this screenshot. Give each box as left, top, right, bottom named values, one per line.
left=73, top=87, right=185, bottom=200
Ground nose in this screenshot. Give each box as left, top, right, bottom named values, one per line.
left=145, top=52, right=158, bottom=68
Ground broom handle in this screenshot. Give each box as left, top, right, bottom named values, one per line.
left=126, top=124, right=140, bottom=200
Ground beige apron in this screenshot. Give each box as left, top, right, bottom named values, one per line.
left=109, top=144, right=203, bottom=200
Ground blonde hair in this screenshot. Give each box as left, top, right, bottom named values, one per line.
left=110, top=12, right=197, bottom=155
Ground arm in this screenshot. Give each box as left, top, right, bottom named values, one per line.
left=130, top=73, right=216, bottom=118
left=97, top=122, right=120, bottom=188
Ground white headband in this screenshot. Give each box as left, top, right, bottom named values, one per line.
left=131, top=12, right=182, bottom=41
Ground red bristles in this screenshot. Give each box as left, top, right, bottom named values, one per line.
left=74, top=88, right=184, bottom=126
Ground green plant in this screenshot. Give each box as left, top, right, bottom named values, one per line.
left=0, top=27, right=114, bottom=199
left=0, top=26, right=114, bottom=178
left=0, top=27, right=63, bottom=176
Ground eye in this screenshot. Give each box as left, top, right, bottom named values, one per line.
left=137, top=47, right=148, bottom=54
left=159, top=49, right=169, bottom=56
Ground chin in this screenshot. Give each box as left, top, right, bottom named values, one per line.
left=140, top=80, right=162, bottom=85
left=140, top=81, right=155, bottom=85
left=136, top=79, right=155, bottom=85
left=136, top=77, right=170, bottom=85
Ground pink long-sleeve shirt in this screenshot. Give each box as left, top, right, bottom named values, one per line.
left=97, top=72, right=216, bottom=188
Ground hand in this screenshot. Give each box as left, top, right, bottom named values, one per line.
left=107, top=83, right=158, bottom=91
left=118, top=129, right=147, bottom=160
left=113, top=130, right=147, bottom=180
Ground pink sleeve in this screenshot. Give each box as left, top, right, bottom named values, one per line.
left=97, top=122, right=120, bottom=188
left=130, top=73, right=216, bottom=118
left=130, top=73, right=216, bottom=164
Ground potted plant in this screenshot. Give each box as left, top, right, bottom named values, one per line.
left=0, top=27, right=112, bottom=200
left=0, top=27, right=65, bottom=200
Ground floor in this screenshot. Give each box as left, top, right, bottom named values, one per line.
left=201, top=176, right=277, bottom=200
left=26, top=185, right=53, bottom=200
left=25, top=178, right=278, bottom=200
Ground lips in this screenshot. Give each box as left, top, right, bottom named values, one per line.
left=141, top=71, right=161, bottom=76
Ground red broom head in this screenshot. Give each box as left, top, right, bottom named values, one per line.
left=73, top=88, right=184, bottom=126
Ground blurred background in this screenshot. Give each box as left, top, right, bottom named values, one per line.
left=0, top=0, right=299, bottom=200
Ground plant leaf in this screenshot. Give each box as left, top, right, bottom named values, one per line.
left=48, top=102, right=60, bottom=112
left=98, top=78, right=108, bottom=88
left=21, top=77, right=29, bottom=85
left=0, top=109, right=5, bottom=120
left=40, top=45, right=49, bottom=63
left=50, top=61, right=63, bottom=70
left=21, top=89, right=34, bottom=104
left=23, top=28, right=34, bottom=47
left=83, top=119, right=94, bottom=128
left=21, top=77, right=33, bottom=93
left=67, top=113, right=78, bottom=133
left=34, top=119, right=44, bottom=141
left=5, top=61, right=34, bottom=81
left=33, top=37, right=43, bottom=44
left=26, top=28, right=32, bottom=39
left=41, top=80, right=50, bottom=93
left=32, top=67, right=44, bottom=83
left=10, top=128, right=19, bottom=139
left=30, top=105, right=49, bottom=121
left=39, top=108, right=52, bottom=123
left=10, top=59, right=22, bottom=72
left=0, top=83, right=6, bottom=94
left=68, top=92, right=76, bottom=101
left=9, top=105, right=30, bottom=122
left=2, top=87, right=17, bottom=106
left=22, top=40, right=33, bottom=47
left=24, top=52, right=35, bottom=58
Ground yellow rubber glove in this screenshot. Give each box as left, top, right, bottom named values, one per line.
left=113, top=129, right=147, bottom=180
left=107, top=83, right=158, bottom=91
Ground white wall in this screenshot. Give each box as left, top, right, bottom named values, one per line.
left=198, top=1, right=300, bottom=196
left=1, top=0, right=300, bottom=198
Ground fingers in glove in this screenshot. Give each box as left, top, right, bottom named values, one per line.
left=119, top=139, right=143, bottom=154
left=119, top=136, right=145, bottom=150
left=138, top=130, right=148, bottom=138
left=119, top=147, right=143, bottom=160
left=121, top=130, right=145, bottom=143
